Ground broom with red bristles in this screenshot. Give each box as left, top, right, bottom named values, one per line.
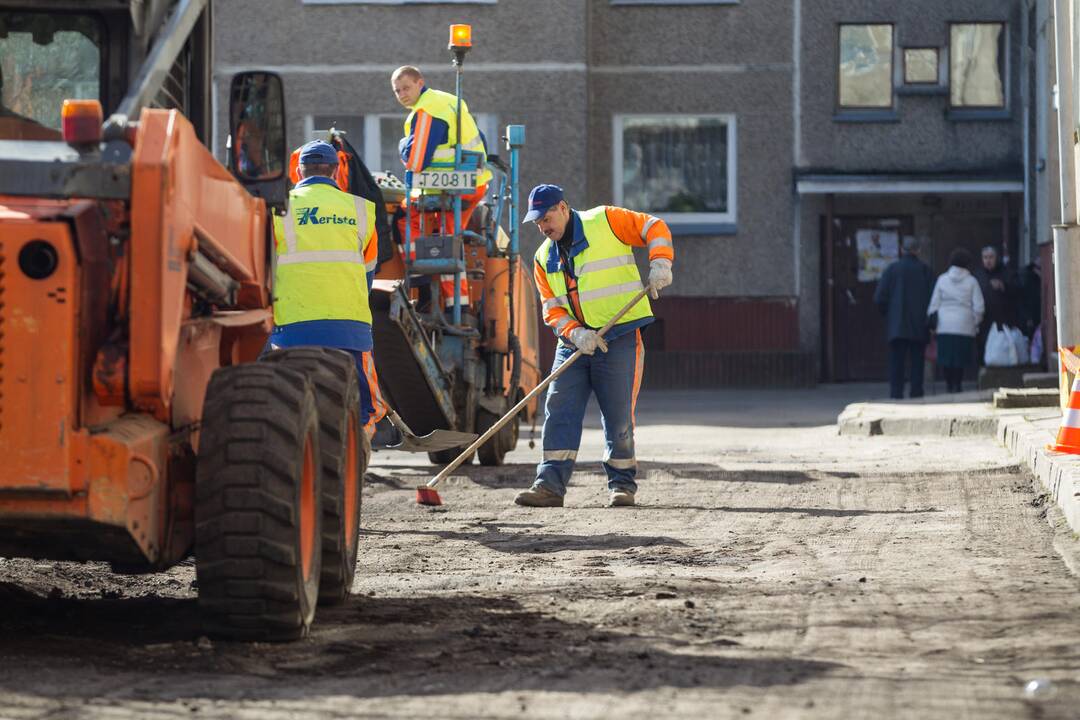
left=416, top=287, right=653, bottom=506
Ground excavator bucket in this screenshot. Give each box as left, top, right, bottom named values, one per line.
left=385, top=428, right=479, bottom=453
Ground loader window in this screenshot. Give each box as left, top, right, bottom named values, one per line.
left=229, top=72, right=286, bottom=181
left=0, top=12, right=102, bottom=138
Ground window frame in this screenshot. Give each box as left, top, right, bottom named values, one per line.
left=364, top=113, right=405, bottom=174
left=307, top=113, right=365, bottom=150
left=902, top=47, right=941, bottom=86
left=836, top=22, right=896, bottom=112
left=612, top=113, right=737, bottom=231
left=947, top=21, right=1008, bottom=112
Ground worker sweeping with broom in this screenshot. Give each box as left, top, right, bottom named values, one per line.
left=513, top=184, right=675, bottom=508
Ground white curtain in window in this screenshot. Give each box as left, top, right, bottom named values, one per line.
left=951, top=24, right=1004, bottom=107
left=839, top=25, right=893, bottom=108
left=621, top=117, right=728, bottom=214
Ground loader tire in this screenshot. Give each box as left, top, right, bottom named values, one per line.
left=477, top=409, right=518, bottom=467
left=262, top=347, right=366, bottom=605
left=195, top=363, right=322, bottom=641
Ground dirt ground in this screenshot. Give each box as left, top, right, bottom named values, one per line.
left=1, top=388, right=1079, bottom=719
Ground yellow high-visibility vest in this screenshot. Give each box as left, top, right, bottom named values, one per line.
left=535, top=206, right=653, bottom=330
left=272, top=182, right=377, bottom=326
left=404, top=87, right=492, bottom=192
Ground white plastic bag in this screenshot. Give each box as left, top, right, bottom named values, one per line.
left=1007, top=326, right=1028, bottom=366
left=984, top=323, right=1019, bottom=367
left=1031, top=325, right=1044, bottom=365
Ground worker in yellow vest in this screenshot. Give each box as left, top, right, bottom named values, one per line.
left=515, top=185, right=674, bottom=508
left=391, top=65, right=489, bottom=309
left=270, top=140, right=387, bottom=436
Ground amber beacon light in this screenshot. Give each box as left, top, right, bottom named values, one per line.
left=449, top=23, right=472, bottom=49
left=61, top=99, right=103, bottom=145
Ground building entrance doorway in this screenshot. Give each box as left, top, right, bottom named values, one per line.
left=823, top=215, right=915, bottom=381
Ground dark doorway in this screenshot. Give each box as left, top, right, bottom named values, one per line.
left=824, top=215, right=915, bottom=381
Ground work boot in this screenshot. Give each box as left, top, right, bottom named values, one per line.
left=514, top=485, right=564, bottom=507
left=608, top=489, right=635, bottom=507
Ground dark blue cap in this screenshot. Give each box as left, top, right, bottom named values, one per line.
left=522, top=184, right=564, bottom=223
left=298, top=140, right=338, bottom=166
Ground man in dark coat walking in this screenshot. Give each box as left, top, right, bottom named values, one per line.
left=874, top=236, right=934, bottom=399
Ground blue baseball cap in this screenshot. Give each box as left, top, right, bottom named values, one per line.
left=298, top=140, right=338, bottom=166
left=522, top=184, right=564, bottom=223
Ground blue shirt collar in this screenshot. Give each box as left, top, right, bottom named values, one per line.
left=545, top=210, right=588, bottom=273
left=295, top=175, right=339, bottom=190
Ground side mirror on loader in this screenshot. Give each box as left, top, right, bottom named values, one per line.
left=227, top=71, right=287, bottom=206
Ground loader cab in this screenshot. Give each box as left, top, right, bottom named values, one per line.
left=0, top=2, right=287, bottom=201
left=0, top=2, right=212, bottom=143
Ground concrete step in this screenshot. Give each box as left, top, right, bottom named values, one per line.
left=978, top=364, right=1042, bottom=390
left=992, top=387, right=1059, bottom=409
left=1022, top=371, right=1058, bottom=389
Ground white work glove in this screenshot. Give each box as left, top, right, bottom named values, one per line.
left=647, top=258, right=673, bottom=299
left=569, top=326, right=608, bottom=355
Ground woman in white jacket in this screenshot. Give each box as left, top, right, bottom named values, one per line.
left=927, top=248, right=986, bottom=392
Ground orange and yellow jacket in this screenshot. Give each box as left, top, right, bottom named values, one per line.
left=534, top=206, right=673, bottom=343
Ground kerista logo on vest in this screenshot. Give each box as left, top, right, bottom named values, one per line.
left=296, top=206, right=358, bottom=226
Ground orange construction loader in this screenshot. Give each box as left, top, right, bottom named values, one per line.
left=0, top=0, right=362, bottom=640
left=0, top=2, right=543, bottom=640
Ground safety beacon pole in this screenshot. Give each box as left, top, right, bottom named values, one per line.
left=449, top=24, right=472, bottom=327
left=506, top=125, right=525, bottom=261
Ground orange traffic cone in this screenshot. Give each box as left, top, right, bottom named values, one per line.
left=1049, top=369, right=1080, bottom=454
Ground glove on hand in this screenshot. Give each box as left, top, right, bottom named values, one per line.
left=647, top=258, right=673, bottom=299
left=569, top=326, right=608, bottom=355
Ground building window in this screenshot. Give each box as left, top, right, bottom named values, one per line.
left=838, top=24, right=894, bottom=109
left=311, top=114, right=364, bottom=150
left=613, top=114, right=736, bottom=227
left=352, top=112, right=499, bottom=175
left=950, top=23, right=1006, bottom=108
left=903, top=48, right=939, bottom=85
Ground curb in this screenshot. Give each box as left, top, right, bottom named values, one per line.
left=838, top=401, right=1080, bottom=537
left=997, top=412, right=1080, bottom=535
left=837, top=401, right=1001, bottom=437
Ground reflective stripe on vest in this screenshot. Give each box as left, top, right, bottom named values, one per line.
left=534, top=206, right=653, bottom=329
left=277, top=250, right=365, bottom=265
left=274, top=183, right=376, bottom=327
left=404, top=87, right=492, bottom=190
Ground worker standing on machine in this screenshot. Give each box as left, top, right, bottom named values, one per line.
left=269, top=140, right=387, bottom=437
left=391, top=64, right=490, bottom=310
left=514, top=185, right=674, bottom=509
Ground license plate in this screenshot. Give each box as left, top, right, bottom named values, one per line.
left=414, top=170, right=477, bottom=190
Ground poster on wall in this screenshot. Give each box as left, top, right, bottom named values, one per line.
left=856, top=229, right=899, bottom=282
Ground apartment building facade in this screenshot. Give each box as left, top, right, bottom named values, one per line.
left=214, top=0, right=1048, bottom=386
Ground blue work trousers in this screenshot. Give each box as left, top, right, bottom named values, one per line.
left=535, top=330, right=644, bottom=497
left=887, top=338, right=926, bottom=400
